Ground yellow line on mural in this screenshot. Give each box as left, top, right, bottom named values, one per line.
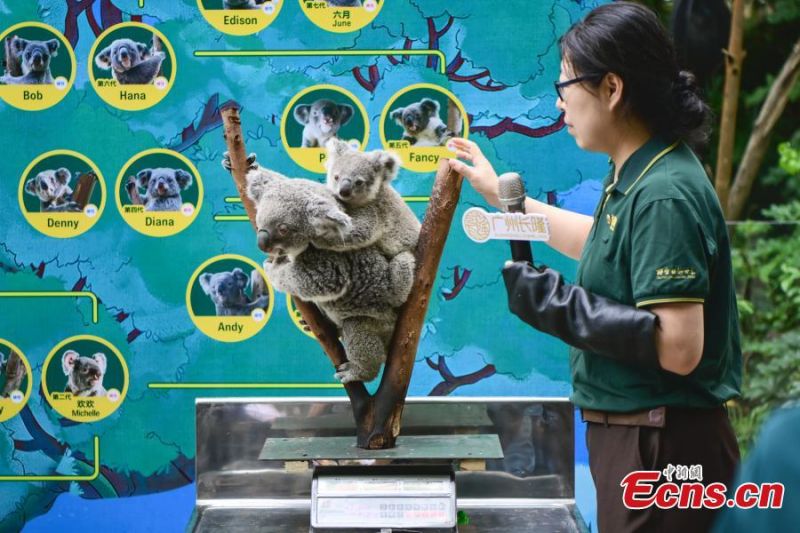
left=195, top=49, right=447, bottom=75
left=148, top=383, right=344, bottom=389
left=0, top=436, right=100, bottom=481
left=0, top=291, right=99, bottom=323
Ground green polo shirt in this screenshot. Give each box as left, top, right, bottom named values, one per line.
left=572, top=137, right=742, bottom=412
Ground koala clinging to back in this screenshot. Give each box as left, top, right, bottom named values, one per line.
left=135, top=168, right=193, bottom=211
left=1, top=35, right=59, bottom=85
left=199, top=268, right=269, bottom=317
left=390, top=98, right=454, bottom=147
left=322, top=138, right=420, bottom=267
left=239, top=158, right=414, bottom=383
left=62, top=350, right=107, bottom=397
left=294, top=99, right=354, bottom=148
left=95, top=38, right=165, bottom=85
left=24, top=168, right=81, bottom=212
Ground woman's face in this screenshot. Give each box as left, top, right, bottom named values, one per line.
left=556, top=60, right=613, bottom=153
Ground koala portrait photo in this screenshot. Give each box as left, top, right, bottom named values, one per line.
left=0, top=35, right=60, bottom=85
left=293, top=98, right=354, bottom=148
left=243, top=160, right=414, bottom=383
left=62, top=350, right=107, bottom=397
left=24, top=167, right=81, bottom=212
left=0, top=352, right=27, bottom=398
left=94, top=38, right=165, bottom=85
left=223, top=0, right=267, bottom=8
left=326, top=0, right=363, bottom=6
left=134, top=168, right=193, bottom=211
left=199, top=268, right=269, bottom=317
left=390, top=97, right=455, bottom=147
left=323, top=138, right=420, bottom=262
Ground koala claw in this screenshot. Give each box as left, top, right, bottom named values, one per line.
left=222, top=151, right=258, bottom=173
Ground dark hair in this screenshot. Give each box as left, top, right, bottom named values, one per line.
left=559, top=2, right=711, bottom=150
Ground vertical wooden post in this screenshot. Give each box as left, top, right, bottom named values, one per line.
left=714, top=0, right=745, bottom=215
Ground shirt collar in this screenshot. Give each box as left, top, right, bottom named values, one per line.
left=608, top=137, right=674, bottom=196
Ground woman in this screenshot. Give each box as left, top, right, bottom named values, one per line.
left=448, top=3, right=741, bottom=532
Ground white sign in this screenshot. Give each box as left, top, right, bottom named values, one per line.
left=462, top=207, right=550, bottom=243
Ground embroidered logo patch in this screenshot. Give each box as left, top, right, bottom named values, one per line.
left=606, top=214, right=618, bottom=232
left=656, top=267, right=697, bottom=280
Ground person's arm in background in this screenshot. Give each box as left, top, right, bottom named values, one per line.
left=447, top=138, right=593, bottom=260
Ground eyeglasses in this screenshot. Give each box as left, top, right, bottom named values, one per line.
left=554, top=73, right=605, bottom=101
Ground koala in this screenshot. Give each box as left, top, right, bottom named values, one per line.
left=134, top=168, right=193, bottom=211
left=95, top=38, right=165, bottom=85
left=244, top=162, right=414, bottom=383
left=390, top=98, right=454, bottom=147
left=199, top=268, right=269, bottom=317
left=24, top=168, right=81, bottom=212
left=62, top=350, right=107, bottom=397
left=0, top=35, right=59, bottom=85
left=294, top=99, right=354, bottom=148
left=322, top=138, right=419, bottom=272
left=224, top=0, right=268, bottom=7
left=0, top=352, right=26, bottom=398
left=326, top=0, right=363, bottom=6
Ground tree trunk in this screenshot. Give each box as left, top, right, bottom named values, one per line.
left=714, top=0, right=745, bottom=215
left=4, top=36, right=22, bottom=77
left=727, top=37, right=800, bottom=220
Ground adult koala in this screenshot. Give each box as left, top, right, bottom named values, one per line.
left=24, top=168, right=81, bottom=212
left=135, top=168, right=193, bottom=211
left=0, top=35, right=59, bottom=85
left=293, top=99, right=354, bottom=148
left=94, top=38, right=165, bottom=85
left=390, top=98, right=454, bottom=146
left=235, top=156, right=413, bottom=383
left=199, top=268, right=269, bottom=317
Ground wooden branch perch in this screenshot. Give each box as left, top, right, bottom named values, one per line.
left=220, top=104, right=463, bottom=448
left=72, top=172, right=98, bottom=209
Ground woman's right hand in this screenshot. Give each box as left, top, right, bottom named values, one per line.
left=447, top=138, right=501, bottom=208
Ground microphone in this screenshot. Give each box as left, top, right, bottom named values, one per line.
left=498, top=172, right=534, bottom=264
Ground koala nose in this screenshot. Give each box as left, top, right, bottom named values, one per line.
left=338, top=179, right=353, bottom=198
left=257, top=229, right=272, bottom=253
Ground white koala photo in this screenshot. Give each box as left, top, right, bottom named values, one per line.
left=293, top=99, right=355, bottom=148
left=24, top=167, right=81, bottom=212
left=62, top=350, right=107, bottom=397
left=198, top=267, right=269, bottom=317
left=0, top=35, right=60, bottom=85
left=236, top=157, right=414, bottom=383
left=94, top=38, right=165, bottom=85
left=390, top=97, right=455, bottom=147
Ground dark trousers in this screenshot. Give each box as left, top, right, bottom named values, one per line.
left=587, top=406, right=740, bottom=533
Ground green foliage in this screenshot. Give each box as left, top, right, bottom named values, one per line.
left=729, top=142, right=800, bottom=454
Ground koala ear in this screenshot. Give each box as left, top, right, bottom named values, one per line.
left=55, top=168, right=71, bottom=185
left=293, top=104, right=311, bottom=125
left=371, top=151, right=401, bottom=182
left=390, top=107, right=404, bottom=124
left=62, top=350, right=78, bottom=375
left=175, top=169, right=193, bottom=190
left=11, top=36, right=28, bottom=54
left=24, top=179, right=37, bottom=195
left=420, top=98, right=440, bottom=115
left=246, top=168, right=285, bottom=203
left=337, top=104, right=354, bottom=126
left=325, top=138, right=349, bottom=158
left=199, top=273, right=213, bottom=294
left=136, top=169, right=153, bottom=188
left=92, top=353, right=107, bottom=374
left=46, top=39, right=60, bottom=55
left=95, top=46, right=113, bottom=69
left=232, top=268, right=249, bottom=289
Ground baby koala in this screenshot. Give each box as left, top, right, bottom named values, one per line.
left=390, top=98, right=454, bottom=147
left=294, top=99, right=354, bottom=148
left=135, top=168, right=193, bottom=211
left=24, top=167, right=81, bottom=212
left=0, top=35, right=59, bottom=85
left=320, top=139, right=420, bottom=273
left=62, top=350, right=107, bottom=397
left=95, top=38, right=165, bottom=85
left=199, top=268, right=269, bottom=317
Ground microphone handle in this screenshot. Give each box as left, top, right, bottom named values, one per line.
left=505, top=203, right=534, bottom=264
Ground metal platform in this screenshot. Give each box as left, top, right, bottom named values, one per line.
left=190, top=397, right=588, bottom=532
